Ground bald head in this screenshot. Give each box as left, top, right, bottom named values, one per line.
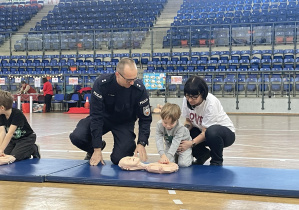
left=116, top=58, right=137, bottom=74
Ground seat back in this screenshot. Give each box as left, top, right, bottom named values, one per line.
left=54, top=94, right=64, bottom=101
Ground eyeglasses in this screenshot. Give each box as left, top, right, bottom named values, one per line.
left=118, top=72, right=138, bottom=83
left=185, top=94, right=200, bottom=100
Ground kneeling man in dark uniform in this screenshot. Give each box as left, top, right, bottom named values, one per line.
left=70, top=58, right=152, bottom=166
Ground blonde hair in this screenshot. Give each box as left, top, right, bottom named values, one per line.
left=0, top=90, right=13, bottom=110
left=160, top=103, right=181, bottom=123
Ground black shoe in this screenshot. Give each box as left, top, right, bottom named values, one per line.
left=84, top=152, right=92, bottom=160
left=194, top=150, right=211, bottom=165
left=32, top=144, right=41, bottom=159
left=210, top=162, right=223, bottom=166
left=101, top=140, right=106, bottom=151
left=84, top=140, right=106, bottom=160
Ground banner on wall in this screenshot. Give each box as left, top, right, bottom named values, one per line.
left=52, top=78, right=58, bottom=83
left=69, top=77, right=78, bottom=85
left=171, top=76, right=182, bottom=84
left=143, top=73, right=166, bottom=90
left=0, top=78, right=5, bottom=85
left=15, top=78, right=21, bottom=83
left=35, top=77, right=41, bottom=87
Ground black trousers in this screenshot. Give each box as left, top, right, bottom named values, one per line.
left=45, top=94, right=52, bottom=112
left=191, top=125, right=235, bottom=165
left=70, top=116, right=136, bottom=165
left=4, top=133, right=36, bottom=161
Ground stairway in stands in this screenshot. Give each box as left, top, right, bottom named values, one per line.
left=141, top=0, right=183, bottom=50
left=1, top=4, right=55, bottom=54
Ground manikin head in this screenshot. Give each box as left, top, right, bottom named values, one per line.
left=118, top=156, right=146, bottom=171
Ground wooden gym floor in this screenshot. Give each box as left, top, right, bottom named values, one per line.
left=1, top=112, right=299, bottom=210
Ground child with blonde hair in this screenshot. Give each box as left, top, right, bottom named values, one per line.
left=156, top=103, right=193, bottom=167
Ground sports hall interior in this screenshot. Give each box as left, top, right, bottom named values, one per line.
left=0, top=0, right=299, bottom=209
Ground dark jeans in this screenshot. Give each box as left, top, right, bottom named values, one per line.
left=191, top=125, right=235, bottom=165
left=45, top=94, right=52, bottom=112
left=4, top=133, right=36, bottom=161
left=70, top=116, right=136, bottom=165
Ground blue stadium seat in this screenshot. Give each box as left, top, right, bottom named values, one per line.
left=229, top=55, right=239, bottom=64
left=216, top=65, right=226, bottom=72
left=141, top=53, right=150, bottom=66
left=246, top=74, right=258, bottom=95
left=261, top=55, right=272, bottom=64
left=212, top=76, right=224, bottom=94
left=223, top=74, right=236, bottom=93
left=227, top=65, right=237, bottom=72
left=236, top=74, right=246, bottom=92
left=270, top=74, right=282, bottom=95
left=272, top=55, right=283, bottom=64
left=282, top=76, right=293, bottom=94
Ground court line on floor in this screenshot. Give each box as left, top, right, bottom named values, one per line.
left=37, top=131, right=72, bottom=138
left=236, top=128, right=299, bottom=132
left=40, top=149, right=299, bottom=162
left=232, top=143, right=298, bottom=150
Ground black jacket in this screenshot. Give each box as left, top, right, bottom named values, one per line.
left=90, top=73, right=152, bottom=148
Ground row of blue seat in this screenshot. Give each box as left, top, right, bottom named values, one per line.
left=144, top=67, right=299, bottom=73
left=20, top=0, right=165, bottom=50
left=0, top=68, right=115, bottom=75
left=58, top=0, right=165, bottom=6
left=3, top=50, right=299, bottom=66
left=1, top=60, right=298, bottom=70
left=180, top=0, right=297, bottom=8
left=0, top=5, right=40, bottom=41
left=1, top=67, right=299, bottom=76
left=172, top=16, right=299, bottom=26
left=164, top=0, right=299, bottom=48
left=178, top=3, right=299, bottom=15
left=1, top=49, right=299, bottom=60
left=180, top=0, right=298, bottom=12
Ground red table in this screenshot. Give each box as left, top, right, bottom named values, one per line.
left=13, top=94, right=44, bottom=102
left=13, top=94, right=44, bottom=113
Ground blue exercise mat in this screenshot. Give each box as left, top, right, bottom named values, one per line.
left=0, top=158, right=87, bottom=182
left=46, top=161, right=299, bottom=198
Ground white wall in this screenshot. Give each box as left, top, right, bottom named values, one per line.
left=150, top=97, right=299, bottom=114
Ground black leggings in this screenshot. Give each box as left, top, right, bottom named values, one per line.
left=191, top=125, right=235, bottom=165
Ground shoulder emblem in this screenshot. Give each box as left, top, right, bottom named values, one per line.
left=143, top=105, right=151, bottom=116
left=97, top=74, right=114, bottom=85
left=133, top=79, right=144, bottom=90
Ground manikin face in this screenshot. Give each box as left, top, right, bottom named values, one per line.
left=116, top=64, right=138, bottom=88
left=118, top=156, right=144, bottom=170
left=162, top=118, right=177, bottom=130
left=185, top=94, right=204, bottom=107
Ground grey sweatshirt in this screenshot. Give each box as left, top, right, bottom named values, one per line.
left=156, top=120, right=192, bottom=158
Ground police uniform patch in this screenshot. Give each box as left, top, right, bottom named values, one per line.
left=93, top=91, right=102, bottom=99
left=139, top=98, right=148, bottom=105
left=143, top=105, right=150, bottom=116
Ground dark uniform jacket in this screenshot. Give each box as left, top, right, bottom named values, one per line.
left=90, top=73, right=152, bottom=148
